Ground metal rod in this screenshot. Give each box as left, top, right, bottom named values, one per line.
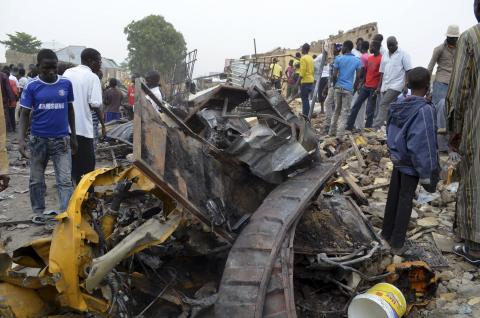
left=135, top=278, right=175, bottom=317
left=110, top=148, right=118, bottom=167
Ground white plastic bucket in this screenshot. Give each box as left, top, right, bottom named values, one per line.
left=348, top=283, right=406, bottom=318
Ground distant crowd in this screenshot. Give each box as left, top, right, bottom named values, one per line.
left=0, top=48, right=164, bottom=224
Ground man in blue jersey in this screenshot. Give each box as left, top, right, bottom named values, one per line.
left=18, top=49, right=78, bottom=223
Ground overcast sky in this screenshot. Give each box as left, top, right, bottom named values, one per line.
left=0, top=0, right=477, bottom=76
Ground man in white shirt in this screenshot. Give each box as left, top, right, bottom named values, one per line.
left=145, top=70, right=163, bottom=106
left=17, top=68, right=28, bottom=91
left=351, top=38, right=364, bottom=59
left=373, top=36, right=412, bottom=129
left=16, top=68, right=29, bottom=122
left=63, top=48, right=104, bottom=184
left=313, top=54, right=330, bottom=113
left=8, top=73, right=19, bottom=90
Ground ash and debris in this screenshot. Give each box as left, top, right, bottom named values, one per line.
left=0, top=93, right=477, bottom=318
left=305, top=105, right=480, bottom=318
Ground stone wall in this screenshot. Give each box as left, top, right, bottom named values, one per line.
left=310, top=22, right=378, bottom=53
left=246, top=22, right=379, bottom=77
left=5, top=49, right=36, bottom=67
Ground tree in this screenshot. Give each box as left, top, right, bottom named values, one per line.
left=0, top=32, right=42, bottom=54
left=124, top=15, right=187, bottom=76
left=119, top=59, right=129, bottom=70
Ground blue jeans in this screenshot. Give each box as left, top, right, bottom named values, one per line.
left=29, top=136, right=73, bottom=214
left=346, top=86, right=377, bottom=130
left=91, top=110, right=99, bottom=150
left=105, top=111, right=121, bottom=123
left=432, top=81, right=449, bottom=106
left=300, top=83, right=314, bottom=116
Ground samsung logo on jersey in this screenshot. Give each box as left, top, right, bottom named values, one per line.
left=38, top=103, right=65, bottom=110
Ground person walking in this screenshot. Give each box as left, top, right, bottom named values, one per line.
left=428, top=25, right=460, bottom=106
left=429, top=25, right=460, bottom=152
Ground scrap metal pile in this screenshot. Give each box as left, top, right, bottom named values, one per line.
left=0, top=78, right=402, bottom=318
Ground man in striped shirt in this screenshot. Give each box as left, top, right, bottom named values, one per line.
left=447, top=0, right=480, bottom=265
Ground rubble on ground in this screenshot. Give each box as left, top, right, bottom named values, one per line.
left=0, top=79, right=477, bottom=318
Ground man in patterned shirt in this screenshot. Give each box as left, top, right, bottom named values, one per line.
left=447, top=0, right=480, bottom=265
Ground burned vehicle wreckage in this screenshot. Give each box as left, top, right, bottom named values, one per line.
left=0, top=74, right=386, bottom=318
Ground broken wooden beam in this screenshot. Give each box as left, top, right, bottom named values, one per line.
left=339, top=169, right=369, bottom=206
left=349, top=134, right=366, bottom=168
left=344, top=182, right=390, bottom=195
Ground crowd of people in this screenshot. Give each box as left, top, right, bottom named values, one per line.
left=266, top=0, right=480, bottom=262
left=0, top=0, right=478, bottom=266
left=0, top=47, right=165, bottom=224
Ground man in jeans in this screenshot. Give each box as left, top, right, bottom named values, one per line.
left=18, top=49, right=77, bottom=223
left=428, top=25, right=460, bottom=106
left=299, top=43, right=314, bottom=116
left=323, top=44, right=342, bottom=133
left=373, top=37, right=412, bottom=129
left=328, top=40, right=362, bottom=137
left=346, top=41, right=383, bottom=130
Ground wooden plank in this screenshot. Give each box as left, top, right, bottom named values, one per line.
left=339, top=169, right=368, bottom=205
left=344, top=182, right=390, bottom=195
left=349, top=134, right=366, bottom=168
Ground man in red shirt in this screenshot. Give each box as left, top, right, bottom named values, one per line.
left=346, top=40, right=383, bottom=130
left=127, top=75, right=137, bottom=107
left=127, top=83, right=135, bottom=106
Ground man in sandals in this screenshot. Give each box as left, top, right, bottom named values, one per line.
left=446, top=0, right=480, bottom=265
left=18, top=49, right=77, bottom=224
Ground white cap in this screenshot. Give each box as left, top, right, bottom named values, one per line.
left=446, top=25, right=460, bottom=37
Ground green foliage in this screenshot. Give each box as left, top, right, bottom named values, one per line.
left=0, top=32, right=42, bottom=54
left=124, top=15, right=187, bottom=76
left=119, top=59, right=129, bottom=70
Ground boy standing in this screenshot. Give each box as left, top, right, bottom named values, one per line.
left=18, top=49, right=77, bottom=222
left=328, top=40, right=362, bottom=137
left=382, top=67, right=439, bottom=254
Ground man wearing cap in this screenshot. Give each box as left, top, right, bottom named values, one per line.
left=428, top=25, right=460, bottom=106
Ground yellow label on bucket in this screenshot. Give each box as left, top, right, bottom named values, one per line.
left=367, top=283, right=407, bottom=318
